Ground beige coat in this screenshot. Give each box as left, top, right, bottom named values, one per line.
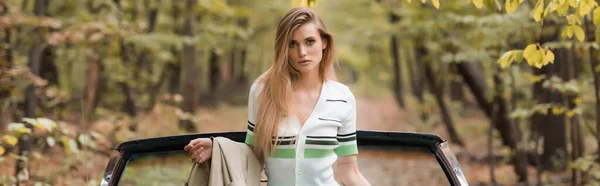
left=186, top=137, right=262, bottom=186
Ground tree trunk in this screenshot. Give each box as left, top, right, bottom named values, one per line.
left=118, top=48, right=138, bottom=119
left=592, top=48, right=600, bottom=166
left=208, top=48, right=221, bottom=105
left=239, top=47, right=248, bottom=83
left=413, top=45, right=427, bottom=101
left=233, top=3, right=248, bottom=83
left=119, top=81, right=137, bottom=117
left=145, top=63, right=171, bottom=112
left=509, top=66, right=530, bottom=185
left=542, top=91, right=567, bottom=171
left=137, top=2, right=160, bottom=112
left=493, top=69, right=528, bottom=183
left=168, top=2, right=182, bottom=95
left=390, top=34, right=405, bottom=109
left=488, top=98, right=497, bottom=185
left=529, top=65, right=546, bottom=183
left=39, top=46, right=61, bottom=116
left=18, top=0, right=46, bottom=184
left=456, top=61, right=520, bottom=149
left=84, top=54, right=102, bottom=116
left=449, top=63, right=465, bottom=102
left=424, top=63, right=465, bottom=146
left=134, top=1, right=158, bottom=80
left=541, top=48, right=567, bottom=172
left=389, top=11, right=405, bottom=108
left=456, top=62, right=492, bottom=115
left=40, top=47, right=57, bottom=86
left=229, top=46, right=236, bottom=83
left=168, top=52, right=181, bottom=94
left=567, top=43, right=584, bottom=185
left=406, top=47, right=418, bottom=100
left=114, top=0, right=138, bottom=124
left=179, top=0, right=198, bottom=132
left=412, top=44, right=428, bottom=121
left=0, top=2, right=13, bottom=128
left=569, top=93, right=583, bottom=185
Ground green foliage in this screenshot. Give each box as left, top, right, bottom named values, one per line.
left=571, top=155, right=600, bottom=185
left=411, top=0, right=600, bottom=69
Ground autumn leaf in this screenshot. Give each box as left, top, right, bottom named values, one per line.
left=473, top=0, right=484, bottom=8
left=542, top=48, right=555, bottom=66
left=2, top=135, right=18, bottom=146
left=36, top=118, right=57, bottom=132
left=574, top=97, right=582, bottom=105
left=533, top=0, right=545, bottom=22
left=498, top=51, right=514, bottom=68
left=566, top=110, right=576, bottom=117
left=579, top=0, right=598, bottom=16
left=506, top=0, right=519, bottom=13
left=524, top=44, right=543, bottom=67
left=497, top=50, right=523, bottom=69
left=594, top=8, right=600, bottom=24
left=8, top=123, right=31, bottom=135
left=524, top=73, right=545, bottom=83
left=572, top=25, right=586, bottom=42
left=62, top=137, right=80, bottom=155
left=432, top=0, right=440, bottom=9
left=552, top=106, right=565, bottom=115
left=558, top=0, right=570, bottom=16
left=569, top=0, right=578, bottom=8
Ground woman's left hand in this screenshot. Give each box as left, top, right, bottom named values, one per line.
left=335, top=155, right=371, bottom=186
left=184, top=138, right=213, bottom=164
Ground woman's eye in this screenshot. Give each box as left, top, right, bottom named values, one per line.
left=289, top=42, right=297, bottom=48
left=307, top=40, right=315, bottom=45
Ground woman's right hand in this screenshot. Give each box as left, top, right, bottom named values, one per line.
left=184, top=138, right=213, bottom=164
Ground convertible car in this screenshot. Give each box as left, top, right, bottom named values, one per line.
left=100, top=130, right=469, bottom=186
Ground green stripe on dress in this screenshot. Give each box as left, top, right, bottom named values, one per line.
left=268, top=148, right=296, bottom=158
left=305, top=149, right=334, bottom=158
left=305, top=139, right=339, bottom=145
left=245, top=133, right=254, bottom=145
left=334, top=145, right=358, bottom=156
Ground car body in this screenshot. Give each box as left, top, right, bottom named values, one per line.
left=101, top=130, right=469, bottom=186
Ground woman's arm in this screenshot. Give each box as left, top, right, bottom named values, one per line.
left=336, top=155, right=371, bottom=186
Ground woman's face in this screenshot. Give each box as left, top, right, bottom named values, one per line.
left=288, top=22, right=327, bottom=75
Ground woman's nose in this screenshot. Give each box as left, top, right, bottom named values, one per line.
left=299, top=45, right=307, bottom=57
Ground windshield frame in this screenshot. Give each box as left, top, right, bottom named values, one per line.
left=102, top=130, right=469, bottom=186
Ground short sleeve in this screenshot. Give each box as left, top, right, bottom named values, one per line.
left=245, top=82, right=260, bottom=146
left=334, top=89, right=358, bottom=156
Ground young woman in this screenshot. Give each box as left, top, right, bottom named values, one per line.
left=184, top=7, right=371, bottom=186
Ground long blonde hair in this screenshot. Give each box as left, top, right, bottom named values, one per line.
left=253, top=7, right=336, bottom=158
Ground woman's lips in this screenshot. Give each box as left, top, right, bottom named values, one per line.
left=299, top=60, right=311, bottom=64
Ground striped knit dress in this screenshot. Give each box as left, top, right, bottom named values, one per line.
left=245, top=79, right=359, bottom=186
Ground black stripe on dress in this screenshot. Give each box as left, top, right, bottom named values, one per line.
left=272, top=136, right=296, bottom=139
left=306, top=135, right=337, bottom=139
left=318, top=118, right=342, bottom=123
left=337, top=136, right=357, bottom=142
left=306, top=139, right=339, bottom=145
left=326, top=99, right=347, bottom=103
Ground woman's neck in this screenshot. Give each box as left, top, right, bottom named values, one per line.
left=293, top=70, right=322, bottom=91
